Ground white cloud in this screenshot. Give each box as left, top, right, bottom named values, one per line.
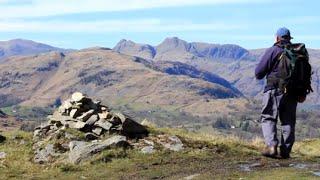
left=0, top=19, right=246, bottom=33
left=0, top=0, right=273, bottom=18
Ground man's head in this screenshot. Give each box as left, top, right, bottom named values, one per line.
left=275, top=27, right=293, bottom=42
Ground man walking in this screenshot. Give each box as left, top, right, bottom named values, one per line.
left=255, top=27, right=300, bottom=159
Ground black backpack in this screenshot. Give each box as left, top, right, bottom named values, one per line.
left=268, top=43, right=313, bottom=100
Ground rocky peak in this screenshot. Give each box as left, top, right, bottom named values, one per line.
left=113, top=39, right=136, bottom=50
left=114, top=39, right=156, bottom=59
left=156, top=37, right=190, bottom=53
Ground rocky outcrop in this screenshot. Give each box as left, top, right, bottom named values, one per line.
left=34, top=92, right=148, bottom=140
left=33, top=92, right=184, bottom=164
left=68, top=135, right=129, bottom=164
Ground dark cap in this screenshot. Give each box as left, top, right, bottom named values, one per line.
left=276, top=27, right=293, bottom=39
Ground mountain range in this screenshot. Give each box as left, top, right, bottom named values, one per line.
left=114, top=37, right=320, bottom=105
left=0, top=38, right=319, bottom=126
left=0, top=39, right=249, bottom=126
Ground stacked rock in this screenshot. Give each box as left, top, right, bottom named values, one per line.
left=34, top=92, right=148, bottom=140
left=33, top=92, right=184, bottom=164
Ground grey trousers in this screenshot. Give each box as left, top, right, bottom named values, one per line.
left=260, top=89, right=297, bottom=152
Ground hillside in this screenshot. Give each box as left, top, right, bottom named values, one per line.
left=0, top=39, right=65, bottom=62
left=0, top=47, right=246, bottom=126
left=0, top=128, right=319, bottom=179
left=114, top=38, right=320, bottom=105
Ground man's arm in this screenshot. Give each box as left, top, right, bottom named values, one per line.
left=255, top=47, right=275, bottom=80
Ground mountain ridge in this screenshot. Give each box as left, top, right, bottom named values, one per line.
left=114, top=37, right=256, bottom=63
left=113, top=37, right=320, bottom=105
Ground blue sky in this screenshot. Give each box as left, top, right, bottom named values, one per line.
left=0, top=0, right=319, bottom=49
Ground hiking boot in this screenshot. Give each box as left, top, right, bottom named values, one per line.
left=261, top=146, right=278, bottom=158
left=280, top=146, right=290, bottom=159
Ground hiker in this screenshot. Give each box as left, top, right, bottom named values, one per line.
left=255, top=27, right=312, bottom=159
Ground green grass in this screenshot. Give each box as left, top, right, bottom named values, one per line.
left=1, top=105, right=54, bottom=121
left=0, top=128, right=319, bottom=179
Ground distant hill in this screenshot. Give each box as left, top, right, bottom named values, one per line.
left=0, top=47, right=247, bottom=126
left=0, top=39, right=66, bottom=62
left=114, top=38, right=320, bottom=105
left=114, top=37, right=256, bottom=63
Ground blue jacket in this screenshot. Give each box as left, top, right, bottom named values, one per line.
left=255, top=40, right=291, bottom=92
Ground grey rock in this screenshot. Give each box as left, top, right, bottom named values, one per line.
left=77, top=109, right=95, bottom=122
left=0, top=152, right=6, bottom=159
left=86, top=114, right=99, bottom=126
left=92, top=127, right=103, bottom=136
left=33, top=129, right=41, bottom=137
left=69, top=141, right=87, bottom=151
left=141, top=146, right=154, bottom=154
left=68, top=135, right=128, bottom=164
left=98, top=112, right=109, bottom=120
left=34, top=144, right=59, bottom=164
left=95, top=119, right=113, bottom=131
left=161, top=136, right=184, bottom=152
left=68, top=121, right=86, bottom=129
left=70, top=109, right=81, bottom=118
left=71, top=92, right=85, bottom=102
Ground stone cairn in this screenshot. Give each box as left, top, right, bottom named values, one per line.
left=34, top=92, right=148, bottom=141
left=33, top=92, right=183, bottom=164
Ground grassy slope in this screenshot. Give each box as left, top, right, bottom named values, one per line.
left=0, top=128, right=319, bottom=180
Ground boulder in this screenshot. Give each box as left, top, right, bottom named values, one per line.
left=92, top=127, right=103, bottom=136
left=95, top=120, right=113, bottom=131
left=68, top=121, right=86, bottom=129
left=161, top=136, right=184, bottom=152
left=68, top=135, right=128, bottom=164
left=70, top=109, right=81, bottom=118
left=86, top=114, right=99, bottom=126
left=141, top=146, right=154, bottom=154
left=77, top=109, right=95, bottom=122
left=71, top=92, right=85, bottom=102
left=121, top=118, right=148, bottom=137
left=98, top=112, right=109, bottom=120
left=34, top=144, right=60, bottom=164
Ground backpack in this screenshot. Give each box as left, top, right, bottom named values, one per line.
left=267, top=43, right=313, bottom=102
